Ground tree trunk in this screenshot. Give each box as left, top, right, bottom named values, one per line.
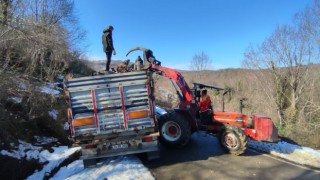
left=1, top=0, right=10, bottom=24
left=277, top=107, right=285, bottom=126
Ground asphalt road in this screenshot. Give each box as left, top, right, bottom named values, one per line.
left=143, top=132, right=320, bottom=180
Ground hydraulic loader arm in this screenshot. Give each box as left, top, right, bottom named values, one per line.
left=150, top=64, right=193, bottom=104
left=126, top=47, right=194, bottom=108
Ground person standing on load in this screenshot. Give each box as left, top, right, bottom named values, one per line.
left=102, top=25, right=116, bottom=71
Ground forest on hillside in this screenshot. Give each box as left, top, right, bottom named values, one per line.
left=178, top=0, right=320, bottom=148
left=0, top=0, right=93, bottom=79
left=0, top=0, right=93, bottom=148
left=152, top=64, right=320, bottom=149
left=183, top=67, right=320, bottom=148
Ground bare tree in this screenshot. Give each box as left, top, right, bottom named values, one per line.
left=243, top=21, right=317, bottom=126
left=296, top=0, right=320, bottom=50
left=190, top=51, right=212, bottom=71
left=0, top=0, right=13, bottom=24
left=0, top=0, right=86, bottom=80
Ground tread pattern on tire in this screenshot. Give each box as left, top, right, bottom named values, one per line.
left=218, top=124, right=248, bottom=155
left=158, top=111, right=191, bottom=148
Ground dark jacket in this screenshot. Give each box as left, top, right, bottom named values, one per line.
left=102, top=29, right=114, bottom=52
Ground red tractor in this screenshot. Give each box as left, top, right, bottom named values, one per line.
left=127, top=47, right=279, bottom=155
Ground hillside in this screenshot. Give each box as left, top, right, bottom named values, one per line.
left=153, top=65, right=320, bottom=148
left=0, top=72, right=70, bottom=178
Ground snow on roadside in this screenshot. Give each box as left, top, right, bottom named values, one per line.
left=27, top=146, right=81, bottom=180
left=0, top=138, right=80, bottom=179
left=249, top=140, right=320, bottom=168
left=2, top=135, right=320, bottom=179
left=52, top=155, right=155, bottom=180
left=0, top=140, right=42, bottom=161
left=50, top=160, right=83, bottom=180
left=1, top=138, right=152, bottom=180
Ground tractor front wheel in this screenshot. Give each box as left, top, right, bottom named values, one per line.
left=218, top=124, right=248, bottom=155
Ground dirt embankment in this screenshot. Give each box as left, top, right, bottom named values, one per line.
left=0, top=72, right=70, bottom=179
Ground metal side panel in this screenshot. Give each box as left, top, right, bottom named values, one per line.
left=69, top=90, right=97, bottom=136
left=95, top=87, right=125, bottom=132
left=123, top=84, right=154, bottom=129
left=66, top=71, right=148, bottom=92
left=66, top=71, right=156, bottom=137
left=67, top=71, right=147, bottom=82
left=94, top=84, right=155, bottom=134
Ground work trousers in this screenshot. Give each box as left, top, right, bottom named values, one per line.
left=105, top=51, right=112, bottom=71
left=200, top=110, right=212, bottom=125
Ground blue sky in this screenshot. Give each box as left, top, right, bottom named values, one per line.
left=74, top=0, right=313, bottom=70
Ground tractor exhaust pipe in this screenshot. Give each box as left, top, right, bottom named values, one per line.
left=240, top=99, right=243, bottom=113
left=239, top=98, right=247, bottom=114
left=222, top=91, right=228, bottom=112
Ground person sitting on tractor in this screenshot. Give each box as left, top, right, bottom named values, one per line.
left=198, top=89, right=212, bottom=125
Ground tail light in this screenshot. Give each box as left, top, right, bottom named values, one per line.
left=142, top=136, right=158, bottom=142
left=74, top=117, right=95, bottom=126
left=84, top=144, right=96, bottom=149
left=128, top=110, right=149, bottom=120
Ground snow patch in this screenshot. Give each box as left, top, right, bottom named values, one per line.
left=249, top=140, right=320, bottom=168
left=0, top=140, right=42, bottom=160
left=27, top=146, right=81, bottom=180
left=47, top=82, right=60, bottom=88
left=56, top=75, right=65, bottom=82
left=155, top=106, right=167, bottom=115
left=39, top=86, right=60, bottom=95
left=9, top=96, right=22, bottom=103
left=48, top=109, right=58, bottom=120
left=19, top=82, right=28, bottom=90
left=34, top=136, right=58, bottom=146
left=47, top=82, right=63, bottom=90
left=50, top=160, right=84, bottom=180
left=52, top=156, right=154, bottom=180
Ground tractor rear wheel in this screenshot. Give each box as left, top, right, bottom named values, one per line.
left=218, top=124, right=248, bottom=155
left=158, top=111, right=191, bottom=148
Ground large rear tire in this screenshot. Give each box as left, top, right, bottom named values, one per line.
left=158, top=111, right=191, bottom=148
left=218, top=124, right=248, bottom=155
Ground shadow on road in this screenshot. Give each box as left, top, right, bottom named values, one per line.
left=139, top=132, right=320, bottom=180
left=141, top=132, right=260, bottom=168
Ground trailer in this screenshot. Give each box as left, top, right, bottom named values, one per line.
left=64, top=71, right=159, bottom=167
